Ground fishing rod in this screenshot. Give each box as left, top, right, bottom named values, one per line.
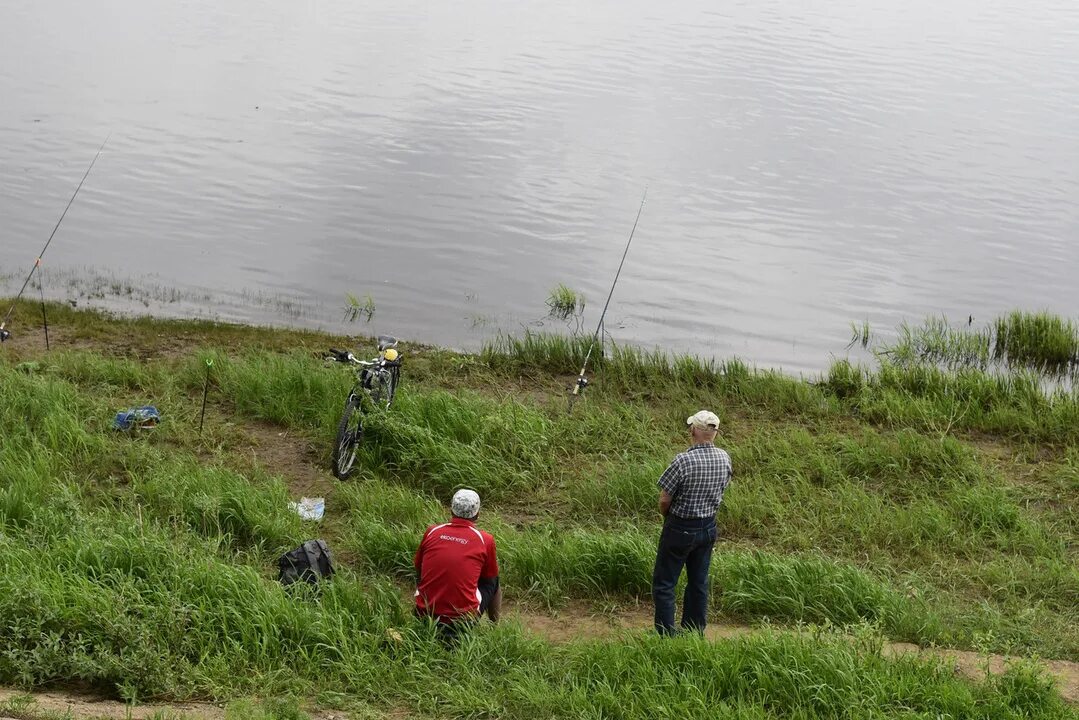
left=569, top=188, right=647, bottom=409
left=0, top=135, right=110, bottom=343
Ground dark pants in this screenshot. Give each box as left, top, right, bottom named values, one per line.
left=652, top=514, right=717, bottom=636
left=415, top=578, right=498, bottom=647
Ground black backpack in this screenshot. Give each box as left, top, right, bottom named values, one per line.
left=278, top=540, right=334, bottom=586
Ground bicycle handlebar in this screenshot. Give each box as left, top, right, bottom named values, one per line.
left=326, top=348, right=401, bottom=367
left=327, top=348, right=352, bottom=363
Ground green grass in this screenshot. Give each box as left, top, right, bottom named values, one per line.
left=339, top=480, right=911, bottom=628
left=545, top=284, right=585, bottom=321
left=825, top=359, right=1079, bottom=443
left=849, top=319, right=873, bottom=349
left=882, top=316, right=994, bottom=369
left=0, top=301, right=1077, bottom=716
left=482, top=331, right=797, bottom=408
left=344, top=292, right=376, bottom=323
left=872, top=312, right=1079, bottom=377
left=994, top=311, right=1079, bottom=374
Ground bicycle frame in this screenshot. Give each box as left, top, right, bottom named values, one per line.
left=347, top=358, right=399, bottom=410
left=330, top=336, right=401, bottom=410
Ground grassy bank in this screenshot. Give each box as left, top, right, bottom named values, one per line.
left=0, top=300, right=1077, bottom=718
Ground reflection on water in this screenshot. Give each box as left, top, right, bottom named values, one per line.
left=1, top=0, right=1077, bottom=374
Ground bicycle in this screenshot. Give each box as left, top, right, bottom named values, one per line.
left=326, top=335, right=401, bottom=479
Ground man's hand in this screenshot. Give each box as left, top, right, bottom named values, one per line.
left=658, top=489, right=673, bottom=517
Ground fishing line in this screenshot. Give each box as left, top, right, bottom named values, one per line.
left=0, top=135, right=110, bottom=342
left=569, top=188, right=647, bottom=410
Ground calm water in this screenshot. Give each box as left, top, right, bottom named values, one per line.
left=2, top=0, right=1077, bottom=373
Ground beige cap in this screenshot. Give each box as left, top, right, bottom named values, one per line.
left=686, top=410, right=720, bottom=430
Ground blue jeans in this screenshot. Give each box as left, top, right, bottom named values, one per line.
left=652, top=515, right=717, bottom=635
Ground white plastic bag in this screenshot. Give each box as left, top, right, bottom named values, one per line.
left=289, top=497, right=325, bottom=521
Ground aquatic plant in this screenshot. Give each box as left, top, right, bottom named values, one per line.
left=848, top=319, right=872, bottom=349
left=872, top=312, right=1079, bottom=378
left=881, top=316, right=993, bottom=370
left=545, top=284, right=585, bottom=321
left=343, top=292, right=375, bottom=323
left=993, top=311, right=1079, bottom=375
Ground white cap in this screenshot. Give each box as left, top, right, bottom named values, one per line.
left=686, top=410, right=720, bottom=430
left=451, top=488, right=481, bottom=519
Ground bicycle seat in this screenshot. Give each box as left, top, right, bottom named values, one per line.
left=377, top=335, right=398, bottom=351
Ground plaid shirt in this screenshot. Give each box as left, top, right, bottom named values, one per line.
left=657, top=443, right=733, bottom=519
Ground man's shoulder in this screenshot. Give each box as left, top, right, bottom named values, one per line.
left=671, top=449, right=691, bottom=464
left=714, top=446, right=733, bottom=467
left=685, top=444, right=728, bottom=458
left=421, top=521, right=451, bottom=538
left=687, top=445, right=732, bottom=470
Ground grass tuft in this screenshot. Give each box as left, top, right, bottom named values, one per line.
left=343, top=293, right=375, bottom=323
left=874, top=312, right=1079, bottom=378
left=994, top=311, right=1079, bottom=374
left=545, top=284, right=585, bottom=321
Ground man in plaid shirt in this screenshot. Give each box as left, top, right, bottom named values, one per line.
left=652, top=409, right=733, bottom=635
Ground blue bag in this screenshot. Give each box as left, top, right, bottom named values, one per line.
left=113, top=405, right=161, bottom=431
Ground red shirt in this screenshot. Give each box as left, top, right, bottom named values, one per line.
left=414, top=517, right=499, bottom=620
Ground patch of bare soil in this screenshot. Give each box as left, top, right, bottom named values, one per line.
left=0, top=688, right=410, bottom=720
left=241, top=421, right=334, bottom=500
left=237, top=421, right=364, bottom=566
left=2, top=324, right=194, bottom=362
left=0, top=686, right=224, bottom=719
left=512, top=602, right=750, bottom=644
left=0, top=327, right=67, bottom=359
left=887, top=642, right=1079, bottom=705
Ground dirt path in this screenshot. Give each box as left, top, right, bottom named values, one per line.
left=0, top=688, right=407, bottom=720
left=242, top=421, right=335, bottom=501
left=511, top=604, right=1079, bottom=704
left=0, top=687, right=226, bottom=720
left=2, top=613, right=1075, bottom=720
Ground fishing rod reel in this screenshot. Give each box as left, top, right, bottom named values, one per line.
left=566, top=374, right=589, bottom=414
left=0, top=326, right=10, bottom=343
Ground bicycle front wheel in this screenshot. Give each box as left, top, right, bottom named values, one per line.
left=370, top=369, right=397, bottom=410
left=331, top=396, right=363, bottom=480
left=385, top=367, right=400, bottom=409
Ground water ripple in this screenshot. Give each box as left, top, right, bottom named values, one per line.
left=1, top=0, right=1077, bottom=371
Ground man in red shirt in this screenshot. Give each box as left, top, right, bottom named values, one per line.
left=414, top=488, right=502, bottom=636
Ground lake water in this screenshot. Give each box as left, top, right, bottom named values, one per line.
left=2, top=0, right=1077, bottom=374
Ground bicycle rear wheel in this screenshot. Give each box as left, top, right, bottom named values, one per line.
left=331, top=396, right=363, bottom=480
